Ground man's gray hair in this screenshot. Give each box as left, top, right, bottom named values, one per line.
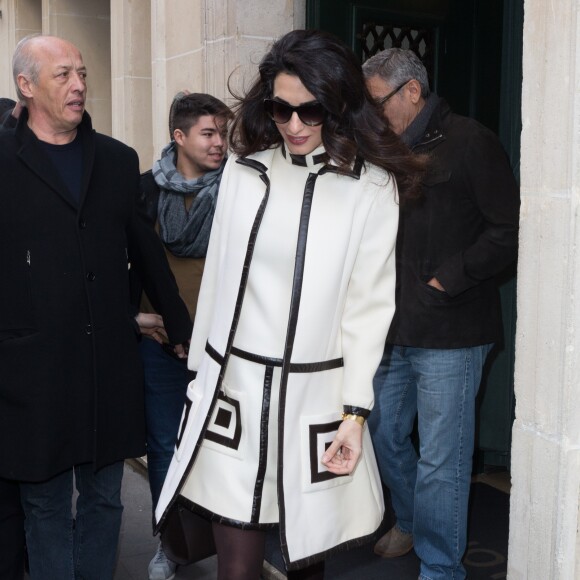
left=363, top=48, right=430, bottom=98
left=12, top=34, right=42, bottom=101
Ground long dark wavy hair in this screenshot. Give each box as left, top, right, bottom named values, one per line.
left=229, top=29, right=424, bottom=200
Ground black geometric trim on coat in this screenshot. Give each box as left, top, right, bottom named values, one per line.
left=155, top=163, right=272, bottom=536
left=176, top=494, right=278, bottom=531
left=285, top=525, right=382, bottom=571
left=205, top=341, right=343, bottom=373
left=175, top=398, right=193, bottom=450
left=277, top=171, right=317, bottom=569
left=280, top=144, right=326, bottom=167
left=319, top=155, right=364, bottom=180
left=204, top=391, right=242, bottom=450
left=251, top=365, right=273, bottom=523
left=236, top=156, right=269, bottom=175
left=308, top=420, right=348, bottom=484
left=342, top=405, right=371, bottom=419
left=239, top=148, right=363, bottom=180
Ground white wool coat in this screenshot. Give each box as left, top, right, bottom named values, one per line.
left=155, top=146, right=399, bottom=570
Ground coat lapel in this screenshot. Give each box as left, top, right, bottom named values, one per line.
left=78, top=123, right=95, bottom=211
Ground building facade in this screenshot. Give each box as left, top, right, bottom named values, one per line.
left=1, top=0, right=580, bottom=577
left=0, top=0, right=305, bottom=168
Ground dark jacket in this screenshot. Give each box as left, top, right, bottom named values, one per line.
left=388, top=99, right=520, bottom=348
left=0, top=109, right=17, bottom=130
left=0, top=110, right=191, bottom=481
left=128, top=170, right=161, bottom=309
left=139, top=169, right=161, bottom=223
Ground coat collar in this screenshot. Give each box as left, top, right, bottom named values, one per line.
left=280, top=143, right=326, bottom=168
left=236, top=146, right=363, bottom=182
left=16, top=109, right=96, bottom=211
left=412, top=98, right=451, bottom=152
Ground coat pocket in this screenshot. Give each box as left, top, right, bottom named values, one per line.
left=202, top=387, right=246, bottom=461
left=300, top=411, right=353, bottom=493
left=423, top=168, right=452, bottom=187
left=0, top=249, right=37, bottom=341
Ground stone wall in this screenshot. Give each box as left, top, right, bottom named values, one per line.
left=509, top=0, right=580, bottom=577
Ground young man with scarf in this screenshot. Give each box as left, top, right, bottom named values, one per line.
left=135, top=92, right=232, bottom=580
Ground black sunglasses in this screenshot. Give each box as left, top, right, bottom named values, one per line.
left=264, top=99, right=325, bottom=126
left=376, top=80, right=410, bottom=106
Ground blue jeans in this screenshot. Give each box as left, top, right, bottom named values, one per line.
left=369, top=344, right=493, bottom=580
left=19, top=461, right=124, bottom=580
left=140, top=337, right=188, bottom=510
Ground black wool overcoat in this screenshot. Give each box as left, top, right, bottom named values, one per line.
left=0, top=111, right=191, bottom=481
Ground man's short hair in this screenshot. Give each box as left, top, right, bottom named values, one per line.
left=362, top=48, right=431, bottom=99
left=12, top=35, right=42, bottom=102
left=168, top=93, right=232, bottom=138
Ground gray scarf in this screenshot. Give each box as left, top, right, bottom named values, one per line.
left=153, top=141, right=225, bottom=258
left=401, top=93, right=441, bottom=149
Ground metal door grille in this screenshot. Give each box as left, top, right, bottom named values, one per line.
left=359, top=22, right=435, bottom=82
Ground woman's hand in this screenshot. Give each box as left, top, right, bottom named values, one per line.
left=321, top=419, right=363, bottom=475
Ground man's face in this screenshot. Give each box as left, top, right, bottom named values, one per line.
left=366, top=75, right=418, bottom=136
left=23, top=38, right=87, bottom=138
left=175, top=115, right=228, bottom=178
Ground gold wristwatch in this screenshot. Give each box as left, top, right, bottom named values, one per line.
left=341, top=412, right=366, bottom=427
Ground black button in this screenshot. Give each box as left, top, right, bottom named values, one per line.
left=85, top=324, right=93, bottom=335
left=86, top=272, right=96, bottom=281
left=79, top=220, right=87, bottom=229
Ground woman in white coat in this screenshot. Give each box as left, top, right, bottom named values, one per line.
left=155, top=29, right=424, bottom=579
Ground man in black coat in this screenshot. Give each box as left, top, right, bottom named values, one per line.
left=363, top=49, right=520, bottom=580
left=0, top=99, right=26, bottom=580
left=0, top=35, right=191, bottom=579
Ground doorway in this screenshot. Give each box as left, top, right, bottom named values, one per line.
left=306, top=0, right=523, bottom=470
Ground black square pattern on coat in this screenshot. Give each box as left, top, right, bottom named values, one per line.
left=205, top=391, right=242, bottom=450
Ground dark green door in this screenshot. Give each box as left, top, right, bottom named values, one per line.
left=307, top=0, right=523, bottom=468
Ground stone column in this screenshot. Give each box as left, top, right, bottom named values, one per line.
left=150, top=0, right=205, bottom=164
left=0, top=0, right=41, bottom=98
left=203, top=0, right=236, bottom=104
left=228, top=0, right=306, bottom=100
left=509, top=0, right=580, bottom=578
left=110, top=0, right=152, bottom=169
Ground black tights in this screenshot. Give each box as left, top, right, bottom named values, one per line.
left=212, top=522, right=325, bottom=580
